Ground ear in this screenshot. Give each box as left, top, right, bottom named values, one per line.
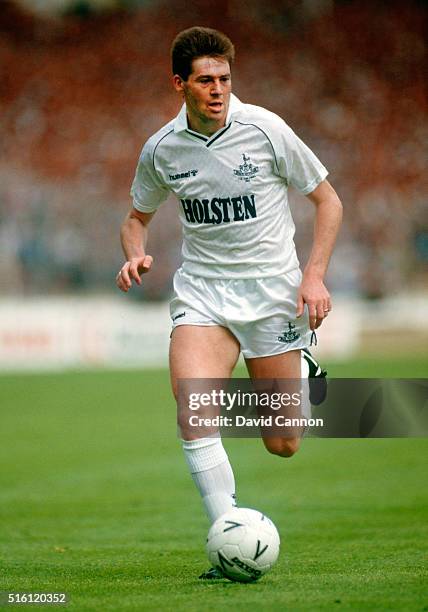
left=172, top=74, right=185, bottom=93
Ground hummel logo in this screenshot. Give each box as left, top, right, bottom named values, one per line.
left=172, top=311, right=186, bottom=322
left=169, top=170, right=198, bottom=181
left=233, top=154, right=259, bottom=182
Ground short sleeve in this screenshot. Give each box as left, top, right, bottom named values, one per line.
left=275, top=122, right=328, bottom=195
left=130, top=142, right=170, bottom=212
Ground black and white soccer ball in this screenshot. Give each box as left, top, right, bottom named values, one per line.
left=206, top=507, right=280, bottom=582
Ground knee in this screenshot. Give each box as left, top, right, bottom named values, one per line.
left=263, top=437, right=300, bottom=458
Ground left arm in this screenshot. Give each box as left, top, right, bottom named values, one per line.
left=296, top=179, right=343, bottom=330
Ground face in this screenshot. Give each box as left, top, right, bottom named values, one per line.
left=173, top=56, right=232, bottom=135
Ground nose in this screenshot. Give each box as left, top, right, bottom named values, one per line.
left=211, top=79, right=222, bottom=95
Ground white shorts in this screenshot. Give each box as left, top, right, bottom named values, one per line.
left=170, top=268, right=311, bottom=359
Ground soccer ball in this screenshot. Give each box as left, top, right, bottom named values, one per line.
left=206, top=507, right=280, bottom=582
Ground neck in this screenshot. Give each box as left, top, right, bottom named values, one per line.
left=187, top=115, right=225, bottom=137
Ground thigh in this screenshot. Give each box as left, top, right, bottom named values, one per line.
left=245, top=349, right=301, bottom=379
left=170, top=324, right=240, bottom=398
left=171, top=325, right=240, bottom=440
left=246, top=350, right=303, bottom=456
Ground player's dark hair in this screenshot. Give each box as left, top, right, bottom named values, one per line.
left=171, top=26, right=235, bottom=81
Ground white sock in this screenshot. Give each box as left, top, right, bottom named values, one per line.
left=182, top=437, right=236, bottom=523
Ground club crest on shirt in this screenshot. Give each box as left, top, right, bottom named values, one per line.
left=233, top=154, right=259, bottom=182
left=278, top=323, right=300, bottom=343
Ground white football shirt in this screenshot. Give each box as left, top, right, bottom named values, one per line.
left=131, top=94, right=328, bottom=279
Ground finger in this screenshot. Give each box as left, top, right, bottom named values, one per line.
left=327, top=297, right=332, bottom=311
left=316, top=302, right=325, bottom=321
left=129, top=264, right=142, bottom=285
left=120, top=265, right=132, bottom=289
left=311, top=302, right=324, bottom=329
left=323, top=300, right=330, bottom=315
left=116, top=274, right=129, bottom=292
left=296, top=293, right=304, bottom=318
left=315, top=316, right=324, bottom=329
left=308, top=304, right=317, bottom=331
left=140, top=254, right=153, bottom=274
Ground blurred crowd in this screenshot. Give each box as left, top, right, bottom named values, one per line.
left=0, top=0, right=426, bottom=299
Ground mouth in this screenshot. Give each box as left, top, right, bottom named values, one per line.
left=208, top=101, right=224, bottom=112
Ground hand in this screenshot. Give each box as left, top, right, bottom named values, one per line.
left=116, top=255, right=153, bottom=292
left=296, top=274, right=332, bottom=331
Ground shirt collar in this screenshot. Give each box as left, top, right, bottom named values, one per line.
left=173, top=93, right=244, bottom=134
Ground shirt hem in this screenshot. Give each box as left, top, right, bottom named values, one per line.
left=299, top=169, right=329, bottom=195
left=179, top=262, right=301, bottom=280
left=132, top=199, right=159, bottom=213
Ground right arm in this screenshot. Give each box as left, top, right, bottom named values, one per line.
left=116, top=208, right=155, bottom=292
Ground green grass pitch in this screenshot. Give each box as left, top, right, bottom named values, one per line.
left=1, top=356, right=427, bottom=610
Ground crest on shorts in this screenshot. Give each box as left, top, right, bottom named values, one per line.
left=233, top=154, right=259, bottom=182
left=278, top=322, right=300, bottom=343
